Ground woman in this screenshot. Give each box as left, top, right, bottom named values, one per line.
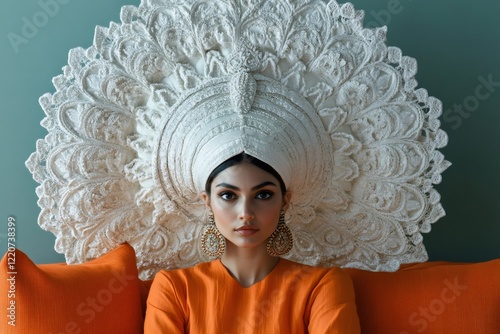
left=144, top=153, right=361, bottom=333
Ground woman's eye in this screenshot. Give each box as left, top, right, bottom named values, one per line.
left=256, top=191, right=273, bottom=200
left=219, top=192, right=236, bottom=201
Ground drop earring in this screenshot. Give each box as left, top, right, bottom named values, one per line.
left=267, top=210, right=293, bottom=256
left=201, top=211, right=226, bottom=257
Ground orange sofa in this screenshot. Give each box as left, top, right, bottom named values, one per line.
left=1, top=243, right=499, bottom=333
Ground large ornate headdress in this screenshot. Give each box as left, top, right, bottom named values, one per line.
left=27, top=0, right=450, bottom=279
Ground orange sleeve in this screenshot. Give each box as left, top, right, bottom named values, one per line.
left=144, top=271, right=185, bottom=334
left=307, top=268, right=361, bottom=334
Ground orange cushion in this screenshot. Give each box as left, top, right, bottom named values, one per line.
left=345, top=259, right=500, bottom=334
left=0, top=243, right=143, bottom=334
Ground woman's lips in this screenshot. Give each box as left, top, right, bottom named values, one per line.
left=235, top=226, right=259, bottom=236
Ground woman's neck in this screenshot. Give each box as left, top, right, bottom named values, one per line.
left=220, top=244, right=280, bottom=288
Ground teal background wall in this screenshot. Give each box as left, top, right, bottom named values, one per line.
left=1, top=0, right=499, bottom=264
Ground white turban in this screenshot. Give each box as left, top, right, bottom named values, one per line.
left=156, top=75, right=333, bottom=209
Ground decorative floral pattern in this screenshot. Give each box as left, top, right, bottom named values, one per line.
left=26, top=0, right=450, bottom=279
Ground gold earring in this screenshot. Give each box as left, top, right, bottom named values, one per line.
left=201, top=212, right=226, bottom=257
left=267, top=210, right=293, bottom=257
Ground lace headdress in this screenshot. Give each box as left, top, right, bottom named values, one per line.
left=26, top=0, right=450, bottom=279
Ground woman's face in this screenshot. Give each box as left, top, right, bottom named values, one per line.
left=202, top=162, right=290, bottom=251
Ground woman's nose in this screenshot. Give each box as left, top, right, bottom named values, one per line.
left=238, top=198, right=254, bottom=221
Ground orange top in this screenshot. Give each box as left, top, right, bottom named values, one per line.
left=145, top=258, right=360, bottom=333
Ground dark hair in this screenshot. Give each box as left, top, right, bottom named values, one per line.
left=204, top=152, right=287, bottom=196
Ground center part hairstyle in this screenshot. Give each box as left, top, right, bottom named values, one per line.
left=27, top=0, right=450, bottom=279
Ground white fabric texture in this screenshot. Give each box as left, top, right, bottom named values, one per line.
left=26, top=0, right=450, bottom=279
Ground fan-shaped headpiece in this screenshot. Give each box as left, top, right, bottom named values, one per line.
left=26, top=0, right=450, bottom=279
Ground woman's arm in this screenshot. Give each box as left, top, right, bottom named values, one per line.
left=144, top=271, right=185, bottom=334
left=307, top=267, right=361, bottom=334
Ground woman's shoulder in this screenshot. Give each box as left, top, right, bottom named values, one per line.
left=277, top=259, right=356, bottom=305
left=154, top=260, right=222, bottom=284
left=147, top=261, right=223, bottom=309
left=277, top=259, right=352, bottom=285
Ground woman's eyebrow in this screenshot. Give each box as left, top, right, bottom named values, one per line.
left=251, top=181, right=277, bottom=191
left=215, top=181, right=278, bottom=191
left=215, top=182, right=239, bottom=190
